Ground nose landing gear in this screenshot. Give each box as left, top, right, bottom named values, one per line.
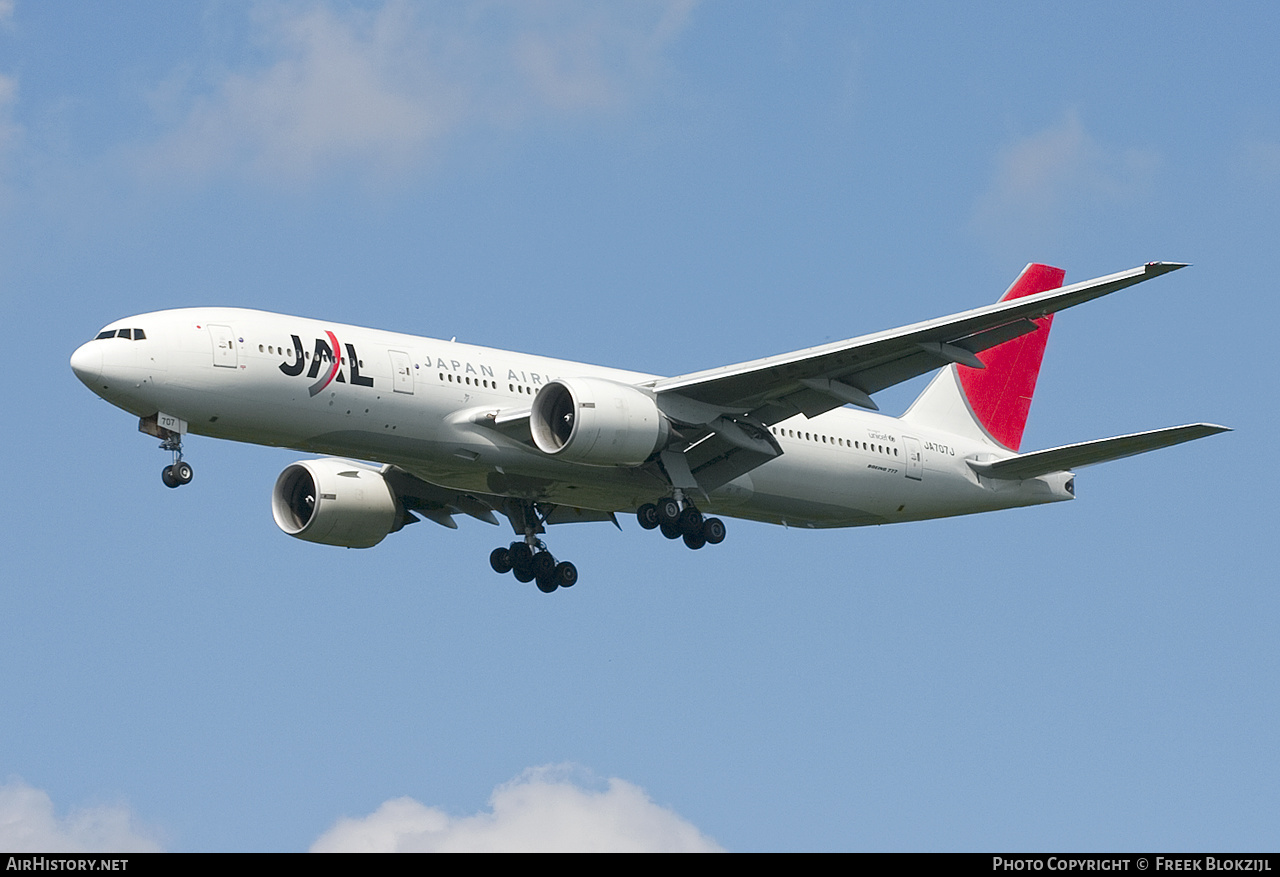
left=159, top=433, right=193, bottom=488
left=141, top=413, right=194, bottom=489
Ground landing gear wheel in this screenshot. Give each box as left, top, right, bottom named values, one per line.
left=636, top=503, right=659, bottom=530
left=172, top=461, right=193, bottom=485
left=554, top=561, right=578, bottom=588
left=677, top=506, right=703, bottom=536
left=489, top=547, right=513, bottom=574
left=683, top=530, right=706, bottom=550
left=531, top=551, right=557, bottom=580
left=536, top=573, right=559, bottom=593
left=509, top=542, right=533, bottom=570
left=161, top=465, right=179, bottom=489
left=514, top=566, right=536, bottom=583
left=660, top=521, right=682, bottom=540
left=655, top=497, right=681, bottom=527
left=702, top=517, right=726, bottom=545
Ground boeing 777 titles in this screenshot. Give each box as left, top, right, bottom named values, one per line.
left=71, top=261, right=1228, bottom=593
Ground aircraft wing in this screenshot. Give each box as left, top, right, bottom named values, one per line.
left=965, top=423, right=1231, bottom=481
left=650, top=262, right=1185, bottom=424
left=382, top=464, right=503, bottom=529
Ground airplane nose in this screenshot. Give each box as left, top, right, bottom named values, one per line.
left=70, top=342, right=102, bottom=387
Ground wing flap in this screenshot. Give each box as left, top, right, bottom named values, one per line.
left=683, top=431, right=781, bottom=493
left=382, top=465, right=503, bottom=526
left=967, top=423, right=1230, bottom=480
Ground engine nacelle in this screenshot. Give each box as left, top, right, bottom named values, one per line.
left=530, top=377, right=670, bottom=466
left=271, top=458, right=404, bottom=548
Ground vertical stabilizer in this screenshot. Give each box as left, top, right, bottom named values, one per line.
left=902, top=263, right=1065, bottom=451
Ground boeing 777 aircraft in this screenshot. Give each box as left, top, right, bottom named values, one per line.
left=70, top=261, right=1228, bottom=593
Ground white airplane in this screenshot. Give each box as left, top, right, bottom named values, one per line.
left=70, top=261, right=1227, bottom=592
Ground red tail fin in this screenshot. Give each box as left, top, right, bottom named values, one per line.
left=902, top=263, right=1064, bottom=451
left=956, top=264, right=1064, bottom=451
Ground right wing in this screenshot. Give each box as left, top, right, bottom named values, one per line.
left=649, top=262, right=1187, bottom=490
left=650, top=262, right=1185, bottom=420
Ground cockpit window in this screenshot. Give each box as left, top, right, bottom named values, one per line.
left=93, top=328, right=147, bottom=341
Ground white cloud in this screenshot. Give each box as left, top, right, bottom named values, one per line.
left=0, top=72, right=18, bottom=154
left=141, top=1, right=695, bottom=187
left=0, top=7, right=23, bottom=203
left=310, top=765, right=724, bottom=852
left=0, top=780, right=163, bottom=853
left=0, top=0, right=17, bottom=161
left=972, top=110, right=1159, bottom=246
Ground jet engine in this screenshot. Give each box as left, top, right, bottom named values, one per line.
left=530, top=377, right=670, bottom=466
left=271, top=458, right=408, bottom=548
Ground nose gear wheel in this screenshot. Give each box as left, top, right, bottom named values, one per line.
left=159, top=432, right=193, bottom=488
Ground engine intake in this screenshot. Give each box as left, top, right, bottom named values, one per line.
left=271, top=458, right=405, bottom=548
left=530, top=377, right=669, bottom=466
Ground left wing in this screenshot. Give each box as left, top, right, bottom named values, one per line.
left=383, top=465, right=616, bottom=534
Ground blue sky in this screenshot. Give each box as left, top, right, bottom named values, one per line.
left=1, top=1, right=1275, bottom=852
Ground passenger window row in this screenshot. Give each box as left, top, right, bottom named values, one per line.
left=770, top=426, right=899, bottom=456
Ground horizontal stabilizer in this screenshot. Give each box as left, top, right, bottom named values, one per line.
left=967, top=423, right=1230, bottom=480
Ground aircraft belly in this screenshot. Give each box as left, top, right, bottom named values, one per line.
left=741, top=446, right=891, bottom=527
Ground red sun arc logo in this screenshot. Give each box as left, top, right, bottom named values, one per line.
left=277, top=331, right=374, bottom=395
left=308, top=330, right=343, bottom=397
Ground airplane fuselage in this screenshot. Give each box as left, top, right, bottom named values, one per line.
left=71, top=307, right=1071, bottom=531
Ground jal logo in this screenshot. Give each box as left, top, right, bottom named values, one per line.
left=279, top=332, right=373, bottom=396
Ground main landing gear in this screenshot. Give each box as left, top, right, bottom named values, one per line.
left=636, top=496, right=726, bottom=551
left=489, top=540, right=578, bottom=593
left=159, top=433, right=193, bottom=489
left=488, top=500, right=578, bottom=593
